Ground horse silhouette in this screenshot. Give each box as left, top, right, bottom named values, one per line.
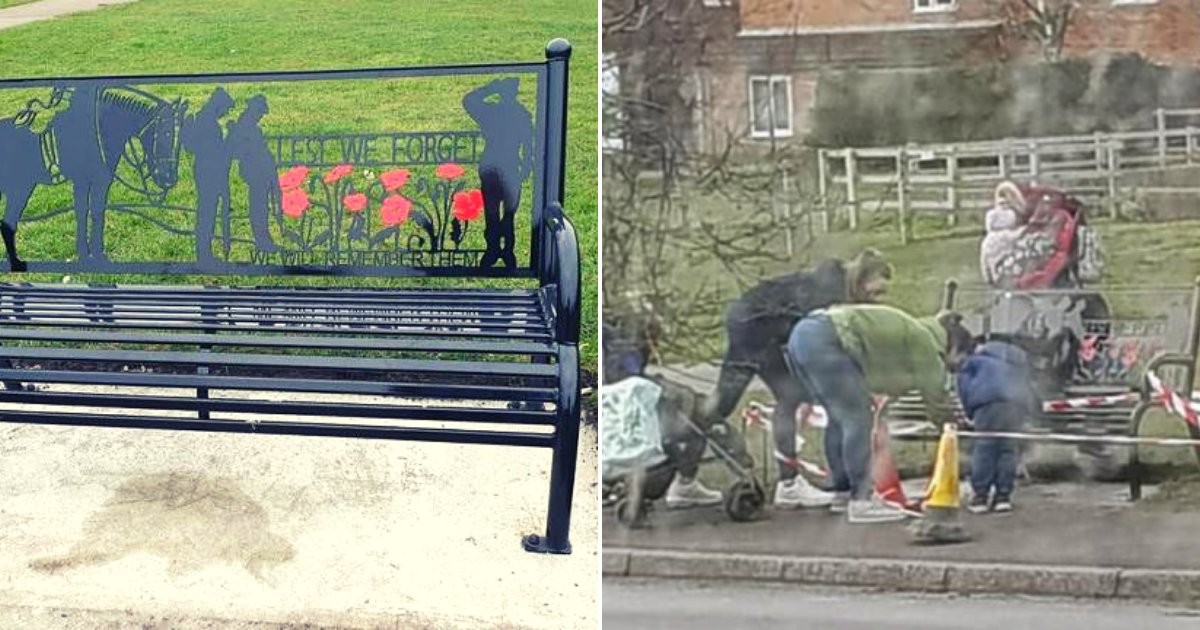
left=463, top=78, right=534, bottom=269
left=0, top=86, right=186, bottom=269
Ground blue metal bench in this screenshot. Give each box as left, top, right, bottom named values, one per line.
left=0, top=40, right=581, bottom=554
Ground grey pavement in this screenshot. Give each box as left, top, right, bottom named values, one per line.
left=0, top=0, right=138, bottom=31
left=1, top=414, right=598, bottom=629
left=604, top=578, right=1200, bottom=630
left=604, top=481, right=1200, bottom=571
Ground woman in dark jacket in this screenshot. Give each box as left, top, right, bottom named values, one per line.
left=695, top=249, right=892, bottom=510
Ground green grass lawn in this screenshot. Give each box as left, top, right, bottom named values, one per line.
left=0, top=0, right=38, bottom=8
left=0, top=0, right=598, bottom=368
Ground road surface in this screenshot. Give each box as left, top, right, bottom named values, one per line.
left=604, top=578, right=1200, bottom=629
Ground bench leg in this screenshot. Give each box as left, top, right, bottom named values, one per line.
left=523, top=345, right=579, bottom=555
left=1129, top=403, right=1152, bottom=501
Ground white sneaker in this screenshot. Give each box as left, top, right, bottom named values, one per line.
left=847, top=496, right=909, bottom=524
left=665, top=476, right=723, bottom=509
left=829, top=491, right=851, bottom=514
left=774, top=477, right=835, bottom=509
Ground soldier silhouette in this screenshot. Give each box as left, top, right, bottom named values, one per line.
left=52, top=85, right=110, bottom=262
left=181, top=87, right=235, bottom=263
left=463, top=78, right=534, bottom=268
left=227, top=95, right=278, bottom=253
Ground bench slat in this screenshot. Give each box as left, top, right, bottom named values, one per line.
left=0, top=318, right=553, bottom=340
left=0, top=369, right=558, bottom=401
left=0, top=390, right=555, bottom=424
left=0, top=294, right=543, bottom=313
left=0, top=285, right=543, bottom=304
left=0, top=347, right=557, bottom=378
left=0, top=330, right=554, bottom=355
left=0, top=307, right=547, bottom=329
left=0, top=410, right=555, bottom=448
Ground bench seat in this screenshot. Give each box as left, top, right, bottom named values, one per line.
left=0, top=283, right=564, bottom=446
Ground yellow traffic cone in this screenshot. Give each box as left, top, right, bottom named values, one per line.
left=909, top=423, right=971, bottom=545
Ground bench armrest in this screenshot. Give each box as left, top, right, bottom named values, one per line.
left=1140, top=352, right=1196, bottom=402
left=539, top=202, right=581, bottom=345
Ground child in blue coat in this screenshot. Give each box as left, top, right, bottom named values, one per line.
left=956, top=340, right=1040, bottom=513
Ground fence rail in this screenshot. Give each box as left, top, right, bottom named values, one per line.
left=817, top=107, right=1200, bottom=243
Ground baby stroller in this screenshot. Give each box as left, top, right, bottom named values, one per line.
left=601, top=322, right=765, bottom=527
left=601, top=374, right=766, bottom=527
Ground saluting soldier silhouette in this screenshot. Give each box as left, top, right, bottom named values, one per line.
left=463, top=78, right=534, bottom=269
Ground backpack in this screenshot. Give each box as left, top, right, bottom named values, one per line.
left=1075, top=225, right=1105, bottom=284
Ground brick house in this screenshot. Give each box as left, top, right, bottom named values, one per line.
left=624, top=0, right=1200, bottom=151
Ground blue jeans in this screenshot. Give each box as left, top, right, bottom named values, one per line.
left=970, top=402, right=1023, bottom=499
left=786, top=314, right=874, bottom=500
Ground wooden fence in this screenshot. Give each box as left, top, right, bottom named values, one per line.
left=817, top=108, right=1200, bottom=244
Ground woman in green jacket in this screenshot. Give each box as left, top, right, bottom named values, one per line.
left=786, top=305, right=974, bottom=523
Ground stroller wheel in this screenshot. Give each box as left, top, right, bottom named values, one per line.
left=614, top=498, right=644, bottom=528
left=724, top=480, right=765, bottom=522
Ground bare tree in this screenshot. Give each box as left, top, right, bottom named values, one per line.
left=990, top=0, right=1078, bottom=62
left=602, top=0, right=822, bottom=365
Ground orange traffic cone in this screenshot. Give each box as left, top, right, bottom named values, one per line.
left=909, top=423, right=971, bottom=544
left=872, top=399, right=917, bottom=512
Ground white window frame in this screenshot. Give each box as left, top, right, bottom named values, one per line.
left=748, top=75, right=793, bottom=140
left=1111, top=0, right=1158, bottom=5
left=913, top=0, right=957, bottom=14
left=701, top=0, right=733, bottom=6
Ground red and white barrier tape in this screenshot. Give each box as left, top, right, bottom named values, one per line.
left=1042, top=392, right=1140, bottom=412
left=740, top=402, right=828, bottom=476
left=959, top=430, right=1200, bottom=447
left=1146, top=371, right=1200, bottom=428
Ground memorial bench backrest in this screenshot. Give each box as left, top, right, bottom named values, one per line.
left=0, top=42, right=570, bottom=279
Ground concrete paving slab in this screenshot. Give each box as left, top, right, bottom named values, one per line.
left=0, top=394, right=598, bottom=629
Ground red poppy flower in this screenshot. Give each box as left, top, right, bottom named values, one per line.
left=324, top=164, right=353, bottom=184
left=436, top=163, right=466, bottom=180
left=343, top=193, right=368, bottom=213
left=380, top=168, right=411, bottom=192
left=282, top=189, right=310, bottom=218
left=452, top=189, right=484, bottom=222
left=381, top=195, right=413, bottom=226
left=279, top=166, right=309, bottom=191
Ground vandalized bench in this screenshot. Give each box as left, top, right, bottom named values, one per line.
left=0, top=40, right=581, bottom=554
left=886, top=280, right=1200, bottom=500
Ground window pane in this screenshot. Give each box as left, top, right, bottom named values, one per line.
left=772, top=79, right=790, bottom=132
left=751, top=79, right=771, bottom=134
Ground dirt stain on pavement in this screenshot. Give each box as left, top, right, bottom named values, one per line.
left=30, top=472, right=295, bottom=578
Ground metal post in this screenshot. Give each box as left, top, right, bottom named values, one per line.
left=897, top=148, right=910, bottom=244
left=998, top=139, right=1011, bottom=179
left=1188, top=126, right=1197, bottom=165
left=536, top=39, right=571, bottom=285
left=845, top=149, right=859, bottom=231
left=525, top=199, right=580, bottom=555
left=523, top=342, right=580, bottom=555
